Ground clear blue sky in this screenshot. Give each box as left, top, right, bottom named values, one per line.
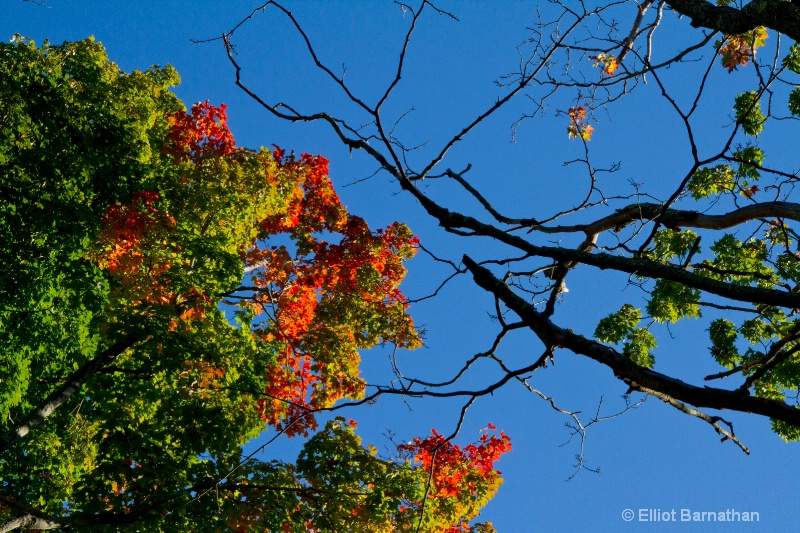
left=5, top=1, right=799, bottom=531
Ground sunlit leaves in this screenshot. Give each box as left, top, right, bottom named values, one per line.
left=789, top=87, right=800, bottom=116
left=688, top=165, right=735, bottom=199
left=733, top=146, right=764, bottom=180
left=740, top=317, right=780, bottom=344
left=241, top=149, right=421, bottom=436
left=733, top=145, right=763, bottom=197
left=0, top=351, right=30, bottom=423
left=0, top=37, right=453, bottom=532
left=292, top=418, right=421, bottom=531
left=645, top=229, right=700, bottom=263
left=165, top=101, right=236, bottom=163
left=647, top=280, right=701, bottom=324
left=734, top=91, right=765, bottom=136
left=704, top=234, right=774, bottom=288
left=717, top=27, right=767, bottom=72
left=708, top=319, right=740, bottom=368
left=775, top=251, right=800, bottom=281
left=622, top=329, right=658, bottom=368
left=566, top=106, right=593, bottom=140
left=693, top=226, right=800, bottom=425
left=221, top=418, right=508, bottom=533
left=779, top=44, right=800, bottom=116
left=595, top=304, right=640, bottom=345
left=595, top=304, right=657, bottom=368
left=688, top=147, right=763, bottom=199
left=91, top=97, right=422, bottom=440
left=783, top=42, right=800, bottom=73
left=690, top=165, right=736, bottom=199
left=397, top=423, right=511, bottom=532
left=589, top=53, right=618, bottom=76
left=772, top=418, right=800, bottom=442
left=90, top=191, right=180, bottom=314
left=0, top=36, right=179, bottom=428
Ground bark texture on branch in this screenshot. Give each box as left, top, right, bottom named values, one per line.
left=0, top=514, right=61, bottom=533
left=411, top=195, right=800, bottom=309
left=0, top=336, right=137, bottom=452
left=667, top=0, right=800, bottom=41
left=532, top=201, right=800, bottom=236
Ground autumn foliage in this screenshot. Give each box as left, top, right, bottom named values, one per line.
left=2, top=35, right=508, bottom=531
left=718, top=27, right=768, bottom=72
left=399, top=424, right=511, bottom=500
left=92, top=101, right=423, bottom=438
left=589, top=53, right=618, bottom=76
left=247, top=149, right=422, bottom=436
left=153, top=102, right=501, bottom=531
left=165, top=100, right=237, bottom=162
left=397, top=424, right=512, bottom=532
left=567, top=106, right=593, bottom=141
left=223, top=419, right=510, bottom=533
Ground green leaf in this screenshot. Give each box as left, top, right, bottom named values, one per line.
left=687, top=165, right=734, bottom=199
left=622, top=328, right=658, bottom=368
left=595, top=304, right=642, bottom=344
left=645, top=229, right=700, bottom=263
left=772, top=418, right=800, bottom=442
left=789, top=86, right=800, bottom=116
left=783, top=42, right=800, bottom=74
left=704, top=234, right=774, bottom=287
left=708, top=319, right=740, bottom=368
left=595, top=304, right=657, bottom=368
left=733, top=91, right=765, bottom=136
left=646, top=279, right=701, bottom=324
left=732, top=145, right=764, bottom=180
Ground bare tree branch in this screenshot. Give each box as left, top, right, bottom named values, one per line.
left=462, top=255, right=800, bottom=426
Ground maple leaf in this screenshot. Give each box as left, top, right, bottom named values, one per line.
left=589, top=53, right=618, bottom=76
left=719, top=27, right=768, bottom=72
left=567, top=107, right=594, bottom=140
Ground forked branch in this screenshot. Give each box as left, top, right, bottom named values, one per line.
left=462, top=255, right=800, bottom=427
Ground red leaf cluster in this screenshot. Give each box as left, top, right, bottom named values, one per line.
left=589, top=53, right=618, bottom=76
left=247, top=147, right=420, bottom=436
left=567, top=106, right=593, bottom=140
left=398, top=424, right=512, bottom=500
left=96, top=192, right=169, bottom=273
left=92, top=191, right=179, bottom=308
left=164, top=100, right=237, bottom=163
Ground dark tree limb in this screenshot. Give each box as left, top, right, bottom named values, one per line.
left=667, top=0, right=800, bottom=41
left=405, top=190, right=800, bottom=309
left=461, top=255, right=800, bottom=426
left=531, top=201, right=800, bottom=236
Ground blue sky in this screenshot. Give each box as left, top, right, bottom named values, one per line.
left=5, top=1, right=800, bottom=531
